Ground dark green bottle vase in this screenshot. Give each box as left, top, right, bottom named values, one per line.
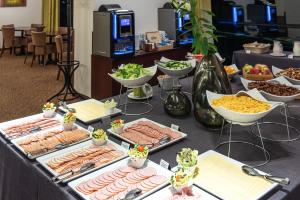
left=192, top=56, right=226, bottom=128
left=164, top=87, right=191, bottom=117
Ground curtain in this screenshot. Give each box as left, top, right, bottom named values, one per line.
left=42, top=0, right=59, bottom=32
left=196, top=0, right=212, bottom=19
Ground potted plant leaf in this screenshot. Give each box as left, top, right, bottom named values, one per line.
left=172, top=0, right=231, bottom=127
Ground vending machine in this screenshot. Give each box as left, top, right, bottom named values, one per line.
left=93, top=4, right=135, bottom=57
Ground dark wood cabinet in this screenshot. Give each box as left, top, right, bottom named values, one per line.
left=91, top=46, right=191, bottom=100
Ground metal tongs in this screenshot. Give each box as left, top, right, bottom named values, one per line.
left=59, top=101, right=76, bottom=113
left=52, top=162, right=95, bottom=184
left=54, top=142, right=69, bottom=150
left=120, top=189, right=142, bottom=200
left=242, top=165, right=290, bottom=185
left=159, top=135, right=171, bottom=145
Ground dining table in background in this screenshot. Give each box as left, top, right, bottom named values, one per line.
left=232, top=50, right=300, bottom=69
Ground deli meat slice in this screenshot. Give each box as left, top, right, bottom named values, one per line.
left=75, top=165, right=168, bottom=200
left=17, top=129, right=89, bottom=155
left=118, top=120, right=182, bottom=148
left=46, top=144, right=125, bottom=177
left=3, top=117, right=60, bottom=138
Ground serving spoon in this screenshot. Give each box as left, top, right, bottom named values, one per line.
left=59, top=101, right=76, bottom=113
left=242, top=165, right=290, bottom=185
left=53, top=162, right=95, bottom=183
left=120, top=188, right=142, bottom=200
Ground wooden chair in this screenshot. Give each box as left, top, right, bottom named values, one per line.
left=31, top=31, right=56, bottom=67
left=2, top=24, right=14, bottom=28
left=55, top=35, right=74, bottom=80
left=0, top=26, right=25, bottom=57
left=31, top=24, right=45, bottom=32
left=24, top=27, right=43, bottom=64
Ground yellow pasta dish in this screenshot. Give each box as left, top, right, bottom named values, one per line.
left=211, top=96, right=271, bottom=113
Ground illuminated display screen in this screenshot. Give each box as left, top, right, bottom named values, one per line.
left=184, top=14, right=190, bottom=21
left=120, top=18, right=131, bottom=26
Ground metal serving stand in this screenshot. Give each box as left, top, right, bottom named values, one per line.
left=250, top=104, right=300, bottom=142
left=215, top=119, right=271, bottom=167
left=117, top=84, right=153, bottom=116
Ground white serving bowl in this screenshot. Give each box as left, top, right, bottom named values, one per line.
left=272, top=66, right=300, bottom=85
left=129, top=157, right=147, bottom=169
left=241, top=76, right=300, bottom=102
left=92, top=139, right=107, bottom=146
left=156, top=57, right=196, bottom=78
left=63, top=122, right=75, bottom=131
left=206, top=89, right=283, bottom=126
left=225, top=64, right=241, bottom=79
left=112, top=126, right=124, bottom=134
left=42, top=108, right=56, bottom=118
left=108, top=65, right=157, bottom=88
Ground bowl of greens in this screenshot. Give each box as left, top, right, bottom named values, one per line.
left=109, top=63, right=157, bottom=88
left=155, top=57, right=196, bottom=78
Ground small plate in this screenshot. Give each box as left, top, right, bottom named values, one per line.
left=128, top=92, right=153, bottom=100
left=270, top=53, right=286, bottom=57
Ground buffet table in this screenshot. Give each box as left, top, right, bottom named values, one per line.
left=1, top=78, right=300, bottom=200
left=233, top=50, right=300, bottom=69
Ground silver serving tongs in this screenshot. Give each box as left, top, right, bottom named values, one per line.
left=120, top=188, right=142, bottom=200
left=59, top=101, right=76, bottom=113
left=54, top=142, right=69, bottom=150
left=52, top=162, right=95, bottom=184
left=242, top=165, right=290, bottom=185
left=159, top=135, right=171, bottom=145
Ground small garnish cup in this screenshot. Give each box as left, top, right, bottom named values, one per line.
left=43, top=108, right=56, bottom=118
left=92, top=138, right=107, bottom=146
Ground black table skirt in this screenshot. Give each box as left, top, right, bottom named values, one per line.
left=232, top=50, right=300, bottom=69
left=1, top=78, right=300, bottom=200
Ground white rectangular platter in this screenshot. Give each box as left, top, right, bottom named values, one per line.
left=68, top=158, right=173, bottom=200
left=11, top=124, right=91, bottom=160
left=0, top=113, right=63, bottom=140
left=107, top=118, right=187, bottom=153
left=36, top=139, right=128, bottom=183
left=59, top=99, right=122, bottom=124
left=193, top=150, right=279, bottom=200
left=143, top=185, right=220, bottom=200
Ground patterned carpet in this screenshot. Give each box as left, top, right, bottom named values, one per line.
left=0, top=52, right=64, bottom=122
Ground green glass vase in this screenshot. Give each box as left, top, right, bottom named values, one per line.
left=164, top=86, right=191, bottom=117
left=192, top=56, right=226, bottom=128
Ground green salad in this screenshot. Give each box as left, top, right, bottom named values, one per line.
left=113, top=63, right=150, bottom=79
left=162, top=61, right=191, bottom=70
left=170, top=168, right=193, bottom=189
left=176, top=148, right=198, bottom=168
left=92, top=129, right=108, bottom=140
left=63, top=112, right=76, bottom=123
left=128, top=144, right=149, bottom=158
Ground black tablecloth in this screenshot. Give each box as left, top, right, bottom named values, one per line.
left=1, top=78, right=300, bottom=200
left=232, top=50, right=300, bottom=69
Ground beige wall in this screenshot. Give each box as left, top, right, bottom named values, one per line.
left=0, top=0, right=42, bottom=47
